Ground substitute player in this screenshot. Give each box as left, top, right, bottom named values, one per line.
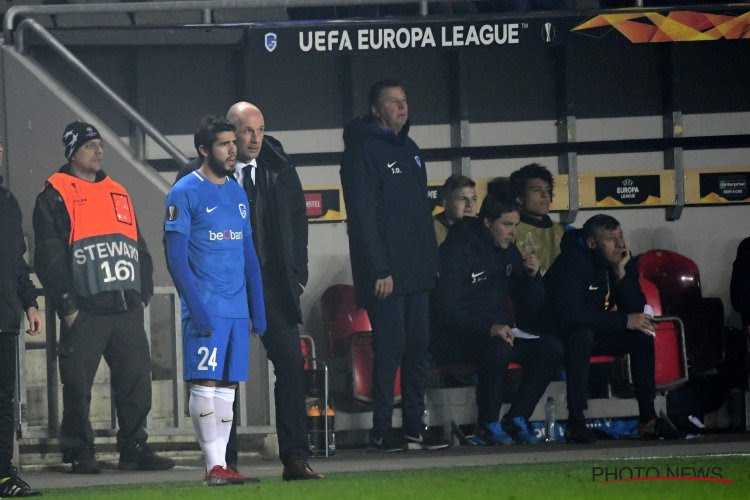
left=164, top=116, right=266, bottom=485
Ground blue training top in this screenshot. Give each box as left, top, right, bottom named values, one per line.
left=165, top=169, right=256, bottom=320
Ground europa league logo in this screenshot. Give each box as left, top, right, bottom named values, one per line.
left=542, top=22, right=556, bottom=43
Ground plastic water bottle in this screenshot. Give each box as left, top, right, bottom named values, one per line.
left=544, top=396, right=557, bottom=442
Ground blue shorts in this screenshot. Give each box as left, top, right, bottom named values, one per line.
left=183, top=317, right=250, bottom=382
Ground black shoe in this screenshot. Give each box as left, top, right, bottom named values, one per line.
left=0, top=468, right=42, bottom=497
left=70, top=447, right=100, bottom=474
left=565, top=420, right=597, bottom=444
left=404, top=429, right=450, bottom=450
left=638, top=415, right=684, bottom=440
left=368, top=430, right=405, bottom=452
left=118, top=441, right=175, bottom=471
left=282, top=458, right=325, bottom=481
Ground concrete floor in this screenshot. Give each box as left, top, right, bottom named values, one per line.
left=20, top=432, right=750, bottom=490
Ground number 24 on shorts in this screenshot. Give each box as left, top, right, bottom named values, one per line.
left=197, top=346, right=218, bottom=371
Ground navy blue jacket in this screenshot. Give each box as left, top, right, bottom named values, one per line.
left=0, top=183, right=38, bottom=334
left=340, top=116, right=438, bottom=306
left=545, top=228, right=645, bottom=334
left=434, top=217, right=545, bottom=336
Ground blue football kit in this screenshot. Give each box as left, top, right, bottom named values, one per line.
left=164, top=169, right=265, bottom=381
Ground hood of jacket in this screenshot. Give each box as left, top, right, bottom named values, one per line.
left=343, top=115, right=412, bottom=149
left=520, top=212, right=554, bottom=228
left=559, top=227, right=610, bottom=269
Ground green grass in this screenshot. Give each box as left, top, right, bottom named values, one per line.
left=39, top=456, right=750, bottom=499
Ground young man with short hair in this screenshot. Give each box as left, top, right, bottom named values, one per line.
left=164, top=116, right=266, bottom=485
left=508, top=163, right=566, bottom=275
left=433, top=190, right=563, bottom=445
left=433, top=174, right=478, bottom=246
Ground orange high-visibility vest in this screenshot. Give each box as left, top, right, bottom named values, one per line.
left=47, top=172, right=141, bottom=297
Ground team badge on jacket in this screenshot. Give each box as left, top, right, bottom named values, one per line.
left=414, top=155, right=422, bottom=168
left=239, top=203, right=247, bottom=219
left=506, top=264, right=513, bottom=277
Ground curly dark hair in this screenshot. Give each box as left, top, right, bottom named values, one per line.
left=509, top=163, right=554, bottom=202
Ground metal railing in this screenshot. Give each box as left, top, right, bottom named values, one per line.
left=13, top=18, right=190, bottom=169
left=17, top=287, right=275, bottom=440
left=2, top=0, right=464, bottom=44
left=3, top=0, right=471, bottom=170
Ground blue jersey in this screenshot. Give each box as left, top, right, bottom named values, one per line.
left=165, top=170, right=251, bottom=319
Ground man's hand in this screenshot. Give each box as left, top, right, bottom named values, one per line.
left=63, top=310, right=79, bottom=329
left=614, top=246, right=631, bottom=280
left=374, top=276, right=394, bottom=300
left=489, top=324, right=515, bottom=346
left=522, top=252, right=540, bottom=277
left=627, top=313, right=655, bottom=336
left=25, top=306, right=42, bottom=336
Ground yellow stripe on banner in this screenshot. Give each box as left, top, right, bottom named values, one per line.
left=685, top=167, right=750, bottom=205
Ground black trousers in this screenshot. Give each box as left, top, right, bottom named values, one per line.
left=561, top=327, right=656, bottom=420
left=226, top=284, right=308, bottom=467
left=367, top=291, right=430, bottom=437
left=58, top=308, right=151, bottom=455
left=0, top=333, right=17, bottom=476
left=442, top=332, right=563, bottom=423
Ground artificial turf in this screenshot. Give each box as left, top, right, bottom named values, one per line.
left=37, top=455, right=750, bottom=499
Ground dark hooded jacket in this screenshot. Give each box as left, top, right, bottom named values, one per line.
left=434, top=217, right=545, bottom=337
left=545, top=228, right=645, bottom=334
left=731, top=236, right=750, bottom=325
left=340, top=116, right=438, bottom=306
left=0, top=180, right=38, bottom=333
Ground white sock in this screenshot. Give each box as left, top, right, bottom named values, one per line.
left=189, top=385, right=223, bottom=473
left=214, top=387, right=236, bottom=466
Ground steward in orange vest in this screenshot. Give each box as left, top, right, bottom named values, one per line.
left=33, top=121, right=173, bottom=474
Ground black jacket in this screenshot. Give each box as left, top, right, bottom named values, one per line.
left=340, top=116, right=438, bottom=306
left=0, top=182, right=39, bottom=334
left=33, top=165, right=153, bottom=318
left=176, top=135, right=308, bottom=322
left=545, top=228, right=645, bottom=334
left=434, top=217, right=545, bottom=336
left=731, top=236, right=750, bottom=325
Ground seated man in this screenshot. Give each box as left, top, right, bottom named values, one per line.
left=509, top=163, right=566, bottom=275
left=545, top=214, right=673, bottom=443
left=433, top=190, right=563, bottom=444
left=433, top=174, right=478, bottom=246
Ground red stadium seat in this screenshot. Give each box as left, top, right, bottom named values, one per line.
left=351, top=333, right=402, bottom=404
left=639, top=277, right=688, bottom=390
left=320, top=285, right=401, bottom=405
left=638, top=249, right=724, bottom=373
left=321, top=284, right=372, bottom=357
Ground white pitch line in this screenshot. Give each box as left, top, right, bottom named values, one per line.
left=603, top=453, right=750, bottom=461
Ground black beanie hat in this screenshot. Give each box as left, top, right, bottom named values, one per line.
left=62, top=121, right=101, bottom=160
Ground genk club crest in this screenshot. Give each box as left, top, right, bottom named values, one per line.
left=414, top=155, right=422, bottom=168
left=265, top=32, right=277, bottom=53
left=238, top=203, right=247, bottom=219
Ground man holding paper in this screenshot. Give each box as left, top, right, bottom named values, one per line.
left=433, top=190, right=563, bottom=445
left=545, top=214, right=671, bottom=443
